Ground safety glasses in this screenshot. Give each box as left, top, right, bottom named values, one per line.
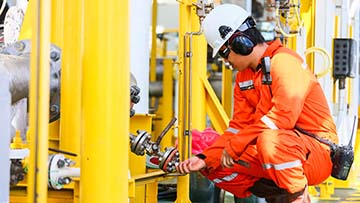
left=218, top=47, right=230, bottom=59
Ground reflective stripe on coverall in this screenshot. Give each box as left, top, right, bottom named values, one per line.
left=200, top=40, right=338, bottom=198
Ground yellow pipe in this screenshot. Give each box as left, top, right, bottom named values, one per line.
left=60, top=0, right=83, bottom=166
left=150, top=0, right=157, bottom=82
left=81, top=0, right=129, bottom=202
left=222, top=65, right=232, bottom=117
left=332, top=16, right=340, bottom=104
left=149, top=0, right=158, bottom=111
left=19, top=0, right=34, bottom=40
left=160, top=58, right=175, bottom=150
left=346, top=25, right=353, bottom=105
left=27, top=0, right=51, bottom=202
left=300, top=0, right=315, bottom=71
left=50, top=0, right=63, bottom=46
left=190, top=4, right=207, bottom=131
left=175, top=0, right=192, bottom=202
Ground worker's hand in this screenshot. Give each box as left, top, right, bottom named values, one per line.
left=221, top=149, right=234, bottom=168
left=176, top=156, right=206, bottom=174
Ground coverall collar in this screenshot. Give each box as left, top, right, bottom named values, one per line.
left=256, top=40, right=283, bottom=71
left=262, top=39, right=283, bottom=58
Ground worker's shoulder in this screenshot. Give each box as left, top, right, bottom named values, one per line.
left=270, top=52, right=310, bottom=78
left=271, top=51, right=303, bottom=67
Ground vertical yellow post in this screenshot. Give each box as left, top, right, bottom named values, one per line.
left=19, top=0, right=34, bottom=40
left=190, top=5, right=207, bottom=130
left=27, top=0, right=51, bottom=202
left=150, top=0, right=158, bottom=82
left=61, top=2, right=83, bottom=202
left=81, top=0, right=129, bottom=202
left=175, top=0, right=194, bottom=202
left=222, top=65, right=233, bottom=117
left=50, top=0, right=63, bottom=46
left=149, top=0, right=158, bottom=112
left=60, top=0, right=83, bottom=165
left=300, top=0, right=315, bottom=67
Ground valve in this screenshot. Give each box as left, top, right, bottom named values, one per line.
left=192, top=0, right=214, bottom=23
left=158, top=147, right=179, bottom=173
left=10, top=159, right=26, bottom=185
left=129, top=118, right=180, bottom=172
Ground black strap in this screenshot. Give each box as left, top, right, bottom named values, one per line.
left=261, top=57, right=272, bottom=85
left=294, top=126, right=337, bottom=152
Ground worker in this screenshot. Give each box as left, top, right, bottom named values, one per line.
left=176, top=4, right=338, bottom=203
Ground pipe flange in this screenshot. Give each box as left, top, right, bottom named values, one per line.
left=158, top=147, right=180, bottom=173
left=130, top=130, right=151, bottom=156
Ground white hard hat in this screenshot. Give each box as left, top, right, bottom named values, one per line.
left=202, top=4, right=251, bottom=57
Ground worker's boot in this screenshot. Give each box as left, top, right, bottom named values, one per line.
left=248, top=178, right=311, bottom=203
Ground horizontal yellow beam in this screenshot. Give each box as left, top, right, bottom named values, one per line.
left=128, top=170, right=178, bottom=198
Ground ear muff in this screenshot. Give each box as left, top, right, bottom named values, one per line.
left=230, top=33, right=255, bottom=56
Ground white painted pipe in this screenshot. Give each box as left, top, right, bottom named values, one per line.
left=58, top=167, right=81, bottom=178
left=0, top=71, right=11, bottom=203
left=130, top=0, right=152, bottom=114
left=349, top=0, right=360, bottom=21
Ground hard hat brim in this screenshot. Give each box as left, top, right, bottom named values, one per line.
left=211, top=29, right=235, bottom=58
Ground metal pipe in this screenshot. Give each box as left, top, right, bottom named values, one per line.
left=175, top=2, right=192, bottom=201
left=149, top=81, right=163, bottom=97
left=183, top=28, right=203, bottom=160
left=0, top=54, right=30, bottom=103
left=0, top=40, right=61, bottom=116
left=130, top=0, right=151, bottom=114
left=0, top=40, right=61, bottom=125
left=81, top=0, right=129, bottom=201
left=0, top=72, right=10, bottom=203
left=150, top=0, right=158, bottom=83
left=50, top=0, right=64, bottom=46
left=60, top=0, right=83, bottom=169
left=27, top=0, right=52, bottom=201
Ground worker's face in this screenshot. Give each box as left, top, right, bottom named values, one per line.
left=218, top=45, right=249, bottom=72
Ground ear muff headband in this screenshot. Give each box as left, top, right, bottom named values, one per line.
left=229, top=32, right=255, bottom=56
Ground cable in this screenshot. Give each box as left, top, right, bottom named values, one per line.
left=304, top=47, right=332, bottom=78
left=0, top=0, right=6, bottom=17
left=274, top=0, right=303, bottom=38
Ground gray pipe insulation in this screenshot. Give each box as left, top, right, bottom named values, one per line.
left=0, top=40, right=61, bottom=105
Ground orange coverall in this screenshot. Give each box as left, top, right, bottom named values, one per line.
left=199, top=40, right=338, bottom=197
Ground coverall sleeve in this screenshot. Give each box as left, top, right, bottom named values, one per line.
left=201, top=75, right=256, bottom=171
left=229, top=75, right=257, bottom=129
left=225, top=53, right=314, bottom=159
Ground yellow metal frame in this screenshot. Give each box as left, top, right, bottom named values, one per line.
left=152, top=58, right=176, bottom=151
left=203, top=77, right=230, bottom=134
left=129, top=114, right=151, bottom=203
left=221, top=65, right=233, bottom=118
left=11, top=0, right=360, bottom=202
left=176, top=1, right=230, bottom=202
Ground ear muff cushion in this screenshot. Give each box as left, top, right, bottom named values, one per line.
left=230, top=34, right=255, bottom=56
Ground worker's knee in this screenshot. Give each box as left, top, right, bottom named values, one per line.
left=256, top=131, right=279, bottom=158
left=257, top=130, right=303, bottom=160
